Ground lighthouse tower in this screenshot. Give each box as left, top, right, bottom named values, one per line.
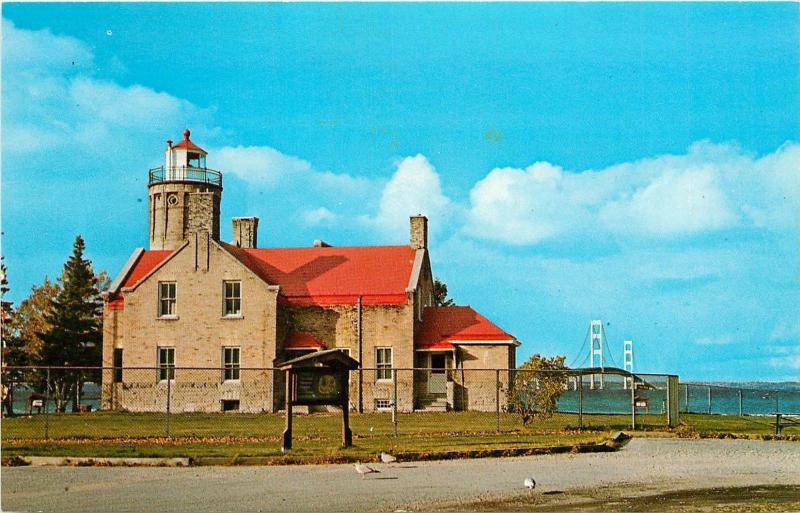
left=148, top=129, right=222, bottom=250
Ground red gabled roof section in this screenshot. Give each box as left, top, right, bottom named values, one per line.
left=284, top=332, right=326, bottom=350
left=222, top=243, right=416, bottom=306
left=106, top=250, right=174, bottom=310
left=417, top=306, right=514, bottom=350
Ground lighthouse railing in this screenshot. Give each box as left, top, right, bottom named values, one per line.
left=148, top=166, right=222, bottom=187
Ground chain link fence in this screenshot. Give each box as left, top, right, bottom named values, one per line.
left=680, top=382, right=799, bottom=416
left=1, top=366, right=694, bottom=445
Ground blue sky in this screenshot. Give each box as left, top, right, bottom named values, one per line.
left=2, top=3, right=798, bottom=381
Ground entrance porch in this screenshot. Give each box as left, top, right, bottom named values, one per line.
left=414, top=350, right=455, bottom=411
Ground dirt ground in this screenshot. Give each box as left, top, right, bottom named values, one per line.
left=2, top=438, right=799, bottom=512
left=430, top=484, right=800, bottom=512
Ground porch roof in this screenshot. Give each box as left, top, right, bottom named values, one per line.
left=417, top=306, right=516, bottom=350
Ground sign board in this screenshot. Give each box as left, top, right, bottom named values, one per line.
left=294, top=368, right=345, bottom=405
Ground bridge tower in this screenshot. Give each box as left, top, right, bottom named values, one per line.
left=589, top=320, right=605, bottom=389
left=623, top=339, right=634, bottom=389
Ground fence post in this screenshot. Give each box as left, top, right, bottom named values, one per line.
left=495, top=369, right=500, bottom=432
left=707, top=386, right=711, bottom=414
left=738, top=389, right=743, bottom=416
left=630, top=380, right=636, bottom=430
left=392, top=369, right=398, bottom=438
left=578, top=373, right=583, bottom=429
left=776, top=414, right=782, bottom=436
left=44, top=367, right=50, bottom=439
left=166, top=374, right=172, bottom=438
left=684, top=384, right=689, bottom=413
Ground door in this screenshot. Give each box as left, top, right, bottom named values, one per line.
left=428, top=353, right=447, bottom=395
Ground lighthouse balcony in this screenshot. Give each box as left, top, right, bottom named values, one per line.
left=148, top=166, right=222, bottom=187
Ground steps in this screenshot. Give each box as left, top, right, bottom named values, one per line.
left=415, top=394, right=448, bottom=412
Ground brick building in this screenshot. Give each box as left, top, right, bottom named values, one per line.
left=101, top=130, right=518, bottom=413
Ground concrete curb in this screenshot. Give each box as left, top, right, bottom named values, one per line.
left=6, top=456, right=191, bottom=467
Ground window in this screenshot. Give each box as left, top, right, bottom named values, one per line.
left=158, top=282, right=177, bottom=317
left=157, top=347, right=175, bottom=381
left=113, top=348, right=123, bottom=383
left=221, top=399, right=240, bottom=412
left=375, top=347, right=393, bottom=381
left=222, top=347, right=240, bottom=381
left=375, top=398, right=392, bottom=411
left=223, top=281, right=241, bottom=317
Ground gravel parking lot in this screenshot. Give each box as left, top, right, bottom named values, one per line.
left=2, top=438, right=799, bottom=512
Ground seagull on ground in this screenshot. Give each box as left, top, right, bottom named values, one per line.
left=524, top=477, right=536, bottom=491
left=380, top=452, right=397, bottom=464
left=355, top=462, right=380, bottom=479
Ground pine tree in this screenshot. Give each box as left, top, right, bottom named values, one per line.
left=1, top=256, right=22, bottom=415
left=433, top=278, right=455, bottom=307
left=39, top=236, right=103, bottom=412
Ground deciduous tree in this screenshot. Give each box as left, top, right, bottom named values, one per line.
left=507, top=353, right=568, bottom=425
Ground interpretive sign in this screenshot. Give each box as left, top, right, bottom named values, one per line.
left=294, top=368, right=345, bottom=405
left=278, top=349, right=360, bottom=452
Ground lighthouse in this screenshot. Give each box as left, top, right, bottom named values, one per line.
left=147, top=129, right=223, bottom=250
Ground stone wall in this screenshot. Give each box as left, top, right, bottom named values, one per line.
left=148, top=183, right=221, bottom=250
left=282, top=302, right=416, bottom=412
left=456, top=345, right=515, bottom=412
left=101, top=238, right=280, bottom=412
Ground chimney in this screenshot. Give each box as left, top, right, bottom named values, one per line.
left=232, top=217, right=259, bottom=248
left=410, top=215, right=428, bottom=250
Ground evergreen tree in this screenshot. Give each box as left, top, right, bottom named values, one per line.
left=39, top=236, right=103, bottom=412
left=433, top=278, right=455, bottom=307
left=1, top=256, right=22, bottom=415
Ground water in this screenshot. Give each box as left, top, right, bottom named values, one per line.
left=555, top=384, right=800, bottom=416
left=7, top=382, right=101, bottom=414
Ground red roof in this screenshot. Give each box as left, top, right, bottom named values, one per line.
left=108, top=244, right=417, bottom=309
left=171, top=129, right=207, bottom=154
left=223, top=243, right=416, bottom=306
left=417, top=306, right=514, bottom=350
left=107, top=250, right=173, bottom=309
left=284, top=332, right=326, bottom=350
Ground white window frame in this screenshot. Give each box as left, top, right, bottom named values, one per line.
left=158, top=282, right=177, bottom=318
left=157, top=347, right=175, bottom=381
left=375, top=347, right=393, bottom=382
left=222, top=346, right=240, bottom=381
left=222, top=281, right=242, bottom=317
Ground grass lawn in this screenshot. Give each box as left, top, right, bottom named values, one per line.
left=1, top=410, right=795, bottom=462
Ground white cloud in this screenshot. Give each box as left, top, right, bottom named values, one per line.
left=301, top=207, right=338, bottom=225
left=464, top=162, right=590, bottom=245
left=2, top=18, right=93, bottom=73
left=600, top=166, right=738, bottom=236
left=213, top=146, right=312, bottom=185
left=370, top=154, right=452, bottom=240
left=462, top=140, right=800, bottom=244
left=2, top=19, right=215, bottom=160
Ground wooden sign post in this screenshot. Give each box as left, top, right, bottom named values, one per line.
left=279, top=349, right=359, bottom=452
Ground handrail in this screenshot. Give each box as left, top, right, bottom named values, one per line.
left=148, top=165, right=222, bottom=187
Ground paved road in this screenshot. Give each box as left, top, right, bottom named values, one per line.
left=2, top=438, right=799, bottom=512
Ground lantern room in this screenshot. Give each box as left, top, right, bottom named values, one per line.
left=166, top=128, right=207, bottom=170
